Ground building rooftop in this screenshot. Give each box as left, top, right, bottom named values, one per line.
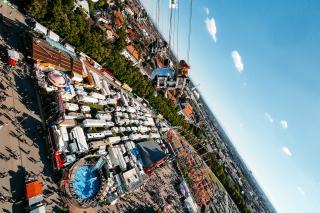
left=32, top=37, right=82, bottom=74
left=181, top=103, right=193, bottom=118
left=114, top=9, right=124, bottom=28
left=126, top=45, right=139, bottom=61
left=136, top=141, right=166, bottom=168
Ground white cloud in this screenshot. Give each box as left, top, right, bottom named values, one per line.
left=280, top=120, right=288, bottom=129
left=231, top=50, right=244, bottom=73
left=282, top=146, right=292, bottom=157
left=296, top=186, right=306, bottom=196
left=204, top=7, right=210, bottom=15
left=264, top=112, right=274, bottom=123
left=205, top=18, right=217, bottom=42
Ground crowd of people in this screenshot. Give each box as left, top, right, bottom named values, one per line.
left=0, top=28, right=63, bottom=211
left=102, top=163, right=185, bottom=213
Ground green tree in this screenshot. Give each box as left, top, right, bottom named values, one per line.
left=27, top=0, right=48, bottom=20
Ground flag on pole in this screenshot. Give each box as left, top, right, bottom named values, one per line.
left=169, top=0, right=178, bottom=9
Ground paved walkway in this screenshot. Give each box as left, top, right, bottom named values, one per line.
left=0, top=15, right=63, bottom=212
left=0, top=2, right=26, bottom=24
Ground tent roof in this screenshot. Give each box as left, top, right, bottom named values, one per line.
left=32, top=37, right=82, bottom=74
left=136, top=141, right=166, bottom=168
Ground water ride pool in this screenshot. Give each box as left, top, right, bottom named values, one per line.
left=72, top=165, right=101, bottom=199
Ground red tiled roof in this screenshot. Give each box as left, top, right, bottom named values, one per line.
left=126, top=45, right=139, bottom=60
left=114, top=9, right=124, bottom=27
left=182, top=103, right=193, bottom=118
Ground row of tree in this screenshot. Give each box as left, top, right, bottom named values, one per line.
left=181, top=131, right=251, bottom=212
left=206, top=152, right=251, bottom=213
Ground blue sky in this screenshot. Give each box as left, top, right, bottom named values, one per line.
left=140, top=0, right=320, bottom=212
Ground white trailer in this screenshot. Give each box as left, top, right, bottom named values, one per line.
left=120, top=91, right=128, bottom=107
left=111, top=127, right=119, bottom=133
left=90, top=92, right=106, bottom=100
left=82, top=119, right=107, bottom=127
left=59, top=126, right=69, bottom=142
left=64, top=43, right=75, bottom=53
left=106, top=98, right=117, bottom=105
left=129, top=113, right=137, bottom=119
left=34, top=22, right=48, bottom=35
left=123, top=113, right=129, bottom=119
left=108, top=147, right=126, bottom=170
left=102, top=80, right=111, bottom=95
left=129, top=133, right=141, bottom=141
left=120, top=144, right=126, bottom=154
left=114, top=112, right=123, bottom=117
left=121, top=136, right=129, bottom=141
left=87, top=132, right=105, bottom=141
left=98, top=100, right=108, bottom=105
left=69, top=126, right=88, bottom=153
left=80, top=105, right=91, bottom=112
left=106, top=155, right=113, bottom=169
left=48, top=30, right=60, bottom=42
left=149, top=133, right=161, bottom=139
left=96, top=113, right=112, bottom=121
left=140, top=134, right=148, bottom=139
left=90, top=71, right=102, bottom=89
left=126, top=107, right=136, bottom=113
left=78, top=95, right=99, bottom=104
left=105, top=122, right=115, bottom=128
left=145, top=113, right=152, bottom=118
left=138, top=126, right=148, bottom=133
left=65, top=103, right=79, bottom=112
left=107, top=136, right=121, bottom=144
left=65, top=112, right=84, bottom=119
left=161, top=127, right=169, bottom=132
left=102, top=130, right=113, bottom=136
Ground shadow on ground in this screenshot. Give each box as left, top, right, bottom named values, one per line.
left=0, top=14, right=28, bottom=53
left=8, top=165, right=26, bottom=212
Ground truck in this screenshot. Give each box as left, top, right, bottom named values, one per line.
left=25, top=174, right=46, bottom=213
